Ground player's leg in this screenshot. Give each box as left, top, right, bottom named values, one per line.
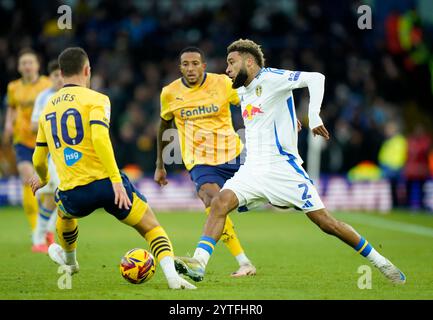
left=42, top=157, right=59, bottom=246
left=46, top=187, right=85, bottom=274
left=175, top=189, right=240, bottom=282
left=272, top=158, right=405, bottom=284
left=32, top=158, right=59, bottom=251
left=177, top=164, right=263, bottom=282
left=42, top=194, right=57, bottom=243
left=306, top=208, right=406, bottom=284
left=46, top=204, right=57, bottom=245
left=198, top=182, right=256, bottom=277
left=32, top=192, right=57, bottom=252
left=17, top=159, right=38, bottom=232
left=47, top=209, right=79, bottom=274
left=117, top=176, right=195, bottom=289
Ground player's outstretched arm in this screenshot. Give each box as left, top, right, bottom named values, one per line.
left=286, top=71, right=328, bottom=139
left=154, top=117, right=172, bottom=186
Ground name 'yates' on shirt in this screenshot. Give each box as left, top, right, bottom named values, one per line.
left=51, top=93, right=75, bottom=106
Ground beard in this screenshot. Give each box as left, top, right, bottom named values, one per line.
left=232, top=67, right=248, bottom=89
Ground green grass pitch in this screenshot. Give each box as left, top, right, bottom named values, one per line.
left=1, top=206, right=433, bottom=300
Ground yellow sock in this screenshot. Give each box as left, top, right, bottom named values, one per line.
left=144, top=226, right=174, bottom=263
left=22, top=184, right=38, bottom=231
left=56, top=218, right=78, bottom=252
left=205, top=207, right=244, bottom=257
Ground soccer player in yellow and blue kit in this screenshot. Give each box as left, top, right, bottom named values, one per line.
left=30, top=47, right=195, bottom=289
left=154, top=47, right=256, bottom=277
left=2, top=48, right=51, bottom=251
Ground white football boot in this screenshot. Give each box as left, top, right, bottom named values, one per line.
left=167, top=276, right=197, bottom=290
left=231, top=263, right=257, bottom=277
left=48, top=243, right=80, bottom=275
left=377, top=259, right=406, bottom=284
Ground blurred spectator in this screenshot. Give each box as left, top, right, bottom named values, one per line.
left=404, top=123, right=432, bottom=209
left=0, top=0, right=432, bottom=183
left=378, top=121, right=408, bottom=207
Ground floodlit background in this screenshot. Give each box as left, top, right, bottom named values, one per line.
left=1, top=0, right=432, bottom=212
left=0, top=0, right=433, bottom=300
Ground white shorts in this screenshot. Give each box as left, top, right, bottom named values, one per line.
left=36, top=156, right=60, bottom=195
left=222, top=160, right=325, bottom=213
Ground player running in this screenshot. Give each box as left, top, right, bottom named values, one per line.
left=3, top=49, right=52, bottom=251
left=175, top=39, right=406, bottom=285
left=154, top=47, right=256, bottom=277
left=30, top=60, right=64, bottom=253
left=29, top=47, right=195, bottom=290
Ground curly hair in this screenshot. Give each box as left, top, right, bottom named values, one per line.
left=227, top=39, right=265, bottom=68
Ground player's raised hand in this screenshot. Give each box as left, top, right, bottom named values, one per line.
left=154, top=168, right=168, bottom=186
left=28, top=174, right=46, bottom=195
left=112, top=182, right=132, bottom=210
left=312, top=125, right=330, bottom=140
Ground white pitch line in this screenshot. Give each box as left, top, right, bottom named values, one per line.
left=338, top=213, right=433, bottom=238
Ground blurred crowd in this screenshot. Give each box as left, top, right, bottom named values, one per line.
left=1, top=0, right=433, bottom=194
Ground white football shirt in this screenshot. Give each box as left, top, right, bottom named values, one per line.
left=237, top=68, right=325, bottom=166
left=31, top=87, right=56, bottom=124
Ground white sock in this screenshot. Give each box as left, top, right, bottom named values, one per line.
left=47, top=208, right=57, bottom=233
left=65, top=250, right=77, bottom=265
left=32, top=223, right=46, bottom=245
left=32, top=206, right=54, bottom=245
left=159, top=256, right=179, bottom=280
left=235, top=253, right=251, bottom=266
left=365, top=248, right=388, bottom=268
left=193, top=248, right=210, bottom=267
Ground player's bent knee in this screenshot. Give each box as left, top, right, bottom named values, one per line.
left=210, top=195, right=231, bottom=217
left=198, top=183, right=220, bottom=207
left=121, top=193, right=148, bottom=227
left=133, top=206, right=160, bottom=234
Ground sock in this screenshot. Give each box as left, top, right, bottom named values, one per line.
left=144, top=226, right=174, bottom=263
left=235, top=252, right=251, bottom=266
left=354, top=237, right=387, bottom=268
left=193, top=235, right=217, bottom=267
left=32, top=205, right=54, bottom=245
left=22, top=184, right=38, bottom=231
left=47, top=208, right=57, bottom=233
left=159, top=255, right=179, bottom=280
left=65, top=250, right=77, bottom=265
left=56, top=218, right=78, bottom=264
left=205, top=207, right=245, bottom=259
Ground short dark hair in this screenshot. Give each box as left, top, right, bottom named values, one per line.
left=18, top=48, right=38, bottom=60
left=58, top=47, right=89, bottom=77
left=47, top=60, right=60, bottom=74
left=179, top=47, right=205, bottom=62
left=227, top=39, right=265, bottom=68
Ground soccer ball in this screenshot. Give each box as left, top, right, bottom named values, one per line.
left=120, top=248, right=156, bottom=284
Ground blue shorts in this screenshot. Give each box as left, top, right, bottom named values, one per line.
left=188, top=155, right=242, bottom=192
left=14, top=144, right=34, bottom=163
left=55, top=172, right=147, bottom=221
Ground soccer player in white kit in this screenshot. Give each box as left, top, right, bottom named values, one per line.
left=175, top=39, right=406, bottom=285
left=30, top=60, right=63, bottom=253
